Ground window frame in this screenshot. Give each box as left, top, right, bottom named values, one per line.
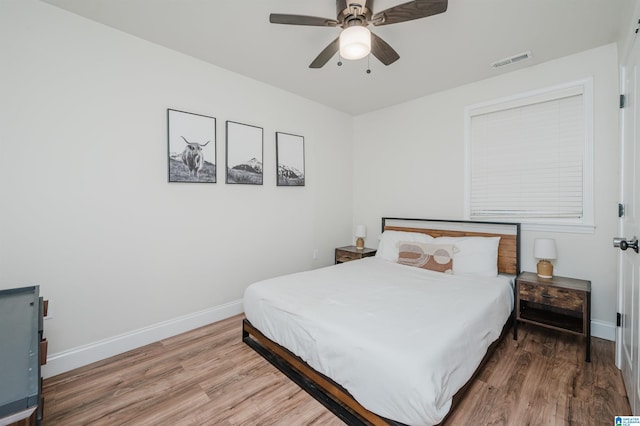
left=463, top=78, right=594, bottom=233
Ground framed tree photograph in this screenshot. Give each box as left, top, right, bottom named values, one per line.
left=276, top=132, right=305, bottom=186
left=167, top=109, right=216, bottom=183
left=226, top=121, right=263, bottom=185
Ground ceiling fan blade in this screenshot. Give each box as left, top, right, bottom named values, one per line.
left=370, top=32, right=400, bottom=65
left=309, top=37, right=340, bottom=68
left=364, top=0, right=374, bottom=14
left=270, top=13, right=338, bottom=27
left=336, top=0, right=347, bottom=25
left=336, top=0, right=347, bottom=16
left=362, top=0, right=374, bottom=21
left=371, top=0, right=447, bottom=26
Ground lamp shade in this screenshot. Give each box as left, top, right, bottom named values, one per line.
left=339, top=26, right=371, bottom=60
left=355, top=225, right=367, bottom=238
left=534, top=238, right=557, bottom=260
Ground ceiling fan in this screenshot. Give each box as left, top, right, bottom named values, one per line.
left=269, top=0, right=448, bottom=68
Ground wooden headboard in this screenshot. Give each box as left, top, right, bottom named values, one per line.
left=382, top=218, right=520, bottom=275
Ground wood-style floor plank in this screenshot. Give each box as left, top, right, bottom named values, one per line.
left=43, top=315, right=630, bottom=425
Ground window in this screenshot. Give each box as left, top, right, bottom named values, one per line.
left=464, top=79, right=594, bottom=233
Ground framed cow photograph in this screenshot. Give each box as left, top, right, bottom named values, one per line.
left=167, top=109, right=216, bottom=183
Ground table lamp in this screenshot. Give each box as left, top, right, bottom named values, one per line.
left=534, top=238, right=557, bottom=278
left=355, top=225, right=366, bottom=250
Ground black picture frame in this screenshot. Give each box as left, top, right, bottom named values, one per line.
left=167, top=109, right=216, bottom=183
left=276, top=132, right=305, bottom=187
left=226, top=121, right=263, bottom=185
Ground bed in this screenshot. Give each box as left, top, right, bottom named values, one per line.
left=242, top=218, right=520, bottom=425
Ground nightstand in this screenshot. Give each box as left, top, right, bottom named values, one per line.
left=335, top=246, right=377, bottom=264
left=514, top=271, right=591, bottom=362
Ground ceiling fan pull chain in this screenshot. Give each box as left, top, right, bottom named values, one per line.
left=366, top=54, right=371, bottom=74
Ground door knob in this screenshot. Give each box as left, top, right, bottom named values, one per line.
left=614, top=237, right=639, bottom=253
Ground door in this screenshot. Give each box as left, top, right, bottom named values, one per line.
left=618, top=28, right=640, bottom=415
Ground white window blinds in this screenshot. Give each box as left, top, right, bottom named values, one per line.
left=467, top=84, right=588, bottom=223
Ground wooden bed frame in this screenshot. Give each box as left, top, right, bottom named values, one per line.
left=243, top=218, right=520, bottom=425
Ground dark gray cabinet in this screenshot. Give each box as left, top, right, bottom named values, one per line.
left=0, top=286, right=45, bottom=425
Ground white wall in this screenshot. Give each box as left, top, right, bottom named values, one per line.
left=0, top=0, right=623, bottom=380
left=0, top=0, right=354, bottom=375
left=353, top=44, right=621, bottom=340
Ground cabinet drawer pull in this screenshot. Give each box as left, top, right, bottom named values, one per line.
left=541, top=293, right=555, bottom=298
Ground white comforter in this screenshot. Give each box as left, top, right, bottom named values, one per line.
left=243, top=257, right=513, bottom=426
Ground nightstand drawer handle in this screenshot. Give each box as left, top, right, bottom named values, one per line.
left=541, top=293, right=555, bottom=299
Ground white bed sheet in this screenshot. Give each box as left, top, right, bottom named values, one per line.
left=244, top=257, right=514, bottom=426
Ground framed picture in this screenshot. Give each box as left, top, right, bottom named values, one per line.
left=276, top=132, right=305, bottom=186
left=226, top=121, right=263, bottom=185
left=167, top=109, right=216, bottom=183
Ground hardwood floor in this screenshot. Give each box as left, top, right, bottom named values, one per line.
left=43, top=315, right=630, bottom=425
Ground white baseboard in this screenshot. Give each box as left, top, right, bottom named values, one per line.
left=42, top=299, right=244, bottom=378
left=592, top=319, right=616, bottom=341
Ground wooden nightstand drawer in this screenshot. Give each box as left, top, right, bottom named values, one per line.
left=519, top=282, right=585, bottom=311
left=336, top=250, right=361, bottom=263
left=335, top=246, right=376, bottom=264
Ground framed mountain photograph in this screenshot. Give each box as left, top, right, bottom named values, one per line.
left=226, top=121, right=263, bottom=185
left=276, top=132, right=305, bottom=187
left=167, top=109, right=216, bottom=183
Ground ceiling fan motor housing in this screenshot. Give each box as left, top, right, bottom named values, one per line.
left=340, top=3, right=372, bottom=28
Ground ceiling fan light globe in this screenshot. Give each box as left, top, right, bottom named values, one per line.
left=339, top=26, right=371, bottom=60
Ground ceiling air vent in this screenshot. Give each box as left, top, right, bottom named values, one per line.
left=491, top=51, right=532, bottom=69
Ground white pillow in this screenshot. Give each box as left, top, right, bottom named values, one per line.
left=376, top=230, right=434, bottom=261
left=434, top=236, right=501, bottom=277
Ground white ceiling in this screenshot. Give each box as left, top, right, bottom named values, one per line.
left=42, top=0, right=636, bottom=115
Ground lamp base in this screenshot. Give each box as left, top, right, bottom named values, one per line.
left=356, top=237, right=364, bottom=250
left=537, top=260, right=553, bottom=279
